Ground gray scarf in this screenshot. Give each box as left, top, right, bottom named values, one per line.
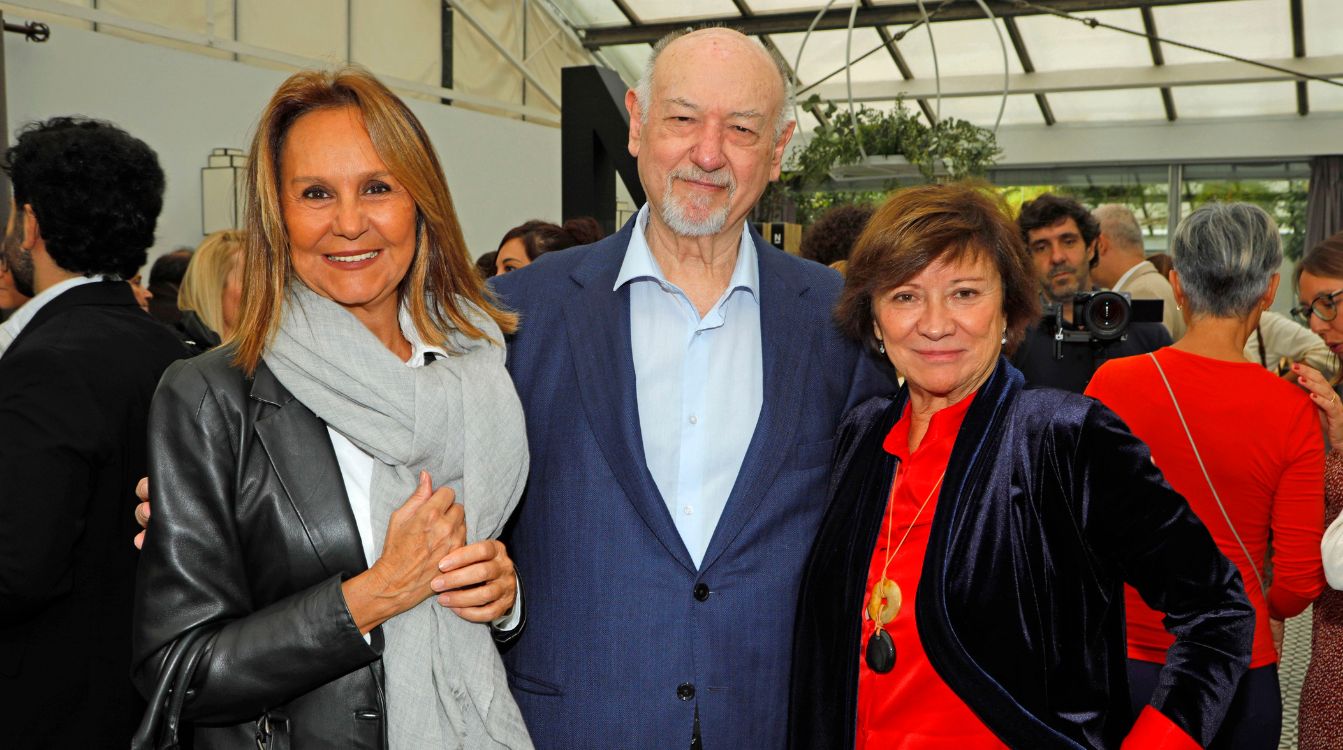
left=265, top=284, right=532, bottom=749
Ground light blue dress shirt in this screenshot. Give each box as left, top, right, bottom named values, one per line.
left=614, top=204, right=763, bottom=568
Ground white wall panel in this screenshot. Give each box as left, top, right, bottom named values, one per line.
left=5, top=23, right=561, bottom=271
left=350, top=0, right=440, bottom=90
left=237, top=0, right=347, bottom=69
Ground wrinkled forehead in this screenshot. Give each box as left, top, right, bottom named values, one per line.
left=652, top=34, right=784, bottom=115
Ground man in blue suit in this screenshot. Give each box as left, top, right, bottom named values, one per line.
left=493, top=28, right=890, bottom=749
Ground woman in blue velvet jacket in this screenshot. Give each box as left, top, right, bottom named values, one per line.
left=789, top=183, right=1254, bottom=749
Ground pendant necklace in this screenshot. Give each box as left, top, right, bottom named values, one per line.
left=864, top=465, right=946, bottom=674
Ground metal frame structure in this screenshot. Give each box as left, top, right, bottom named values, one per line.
left=568, top=0, right=1340, bottom=129
left=578, top=0, right=1227, bottom=48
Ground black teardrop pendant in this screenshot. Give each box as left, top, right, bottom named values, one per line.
left=865, top=628, right=896, bottom=673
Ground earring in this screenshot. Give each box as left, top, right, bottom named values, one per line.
left=878, top=340, right=886, bottom=355
left=1001, top=325, right=1008, bottom=345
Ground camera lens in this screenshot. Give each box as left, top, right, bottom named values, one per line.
left=1083, top=291, right=1131, bottom=341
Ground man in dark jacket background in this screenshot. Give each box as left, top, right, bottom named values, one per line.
left=0, top=117, right=187, bottom=748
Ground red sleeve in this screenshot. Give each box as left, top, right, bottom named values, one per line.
left=1083, top=360, right=1122, bottom=405
left=1121, top=705, right=1201, bottom=749
left=1265, top=396, right=1327, bottom=620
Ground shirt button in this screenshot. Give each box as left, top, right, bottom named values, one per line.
left=683, top=505, right=694, bottom=516
left=677, top=682, right=696, bottom=700
left=689, top=415, right=698, bottom=425
left=693, top=583, right=710, bottom=601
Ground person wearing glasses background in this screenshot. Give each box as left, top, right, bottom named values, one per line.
left=1289, top=229, right=1343, bottom=749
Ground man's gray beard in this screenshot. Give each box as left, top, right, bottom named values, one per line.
left=658, top=170, right=735, bottom=238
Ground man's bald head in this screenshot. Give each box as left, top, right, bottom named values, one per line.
left=1094, top=204, right=1145, bottom=258
left=634, top=28, right=795, bottom=141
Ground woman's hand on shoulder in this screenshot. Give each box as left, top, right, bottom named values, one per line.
left=432, top=539, right=517, bottom=623
left=342, top=471, right=466, bottom=633
left=1293, top=363, right=1343, bottom=448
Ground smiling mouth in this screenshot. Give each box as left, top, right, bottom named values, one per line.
left=327, top=250, right=379, bottom=263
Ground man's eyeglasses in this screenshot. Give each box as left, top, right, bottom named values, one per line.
left=1292, top=289, right=1343, bottom=322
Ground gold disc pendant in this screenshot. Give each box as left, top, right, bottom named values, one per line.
left=866, top=578, right=902, bottom=625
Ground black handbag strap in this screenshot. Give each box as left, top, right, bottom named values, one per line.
left=131, top=627, right=211, bottom=750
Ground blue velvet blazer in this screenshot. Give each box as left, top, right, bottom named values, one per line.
left=789, top=358, right=1254, bottom=749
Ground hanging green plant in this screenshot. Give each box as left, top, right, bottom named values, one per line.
left=786, top=95, right=1003, bottom=190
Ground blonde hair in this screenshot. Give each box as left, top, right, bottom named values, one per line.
left=178, top=229, right=245, bottom=336
left=232, top=66, right=516, bottom=374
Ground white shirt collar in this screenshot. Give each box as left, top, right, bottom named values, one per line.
left=0, top=275, right=106, bottom=357
left=613, top=204, right=760, bottom=300
left=1112, top=260, right=1151, bottom=292
left=398, top=305, right=449, bottom=368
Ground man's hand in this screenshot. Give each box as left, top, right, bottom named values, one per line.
left=133, top=476, right=150, bottom=549
left=431, top=540, right=517, bottom=623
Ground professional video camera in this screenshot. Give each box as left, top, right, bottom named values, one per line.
left=1049, top=291, right=1163, bottom=359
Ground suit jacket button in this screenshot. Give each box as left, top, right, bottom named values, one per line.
left=693, top=583, right=710, bottom=601
left=677, top=682, right=695, bottom=700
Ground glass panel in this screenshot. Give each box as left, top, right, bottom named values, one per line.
left=622, top=0, right=740, bottom=23
left=770, top=28, right=900, bottom=90
left=1182, top=177, right=1310, bottom=261
left=1173, top=82, right=1297, bottom=119
left=1046, top=89, right=1168, bottom=124
left=1012, top=9, right=1151, bottom=73
left=1304, top=0, right=1343, bottom=56
left=1309, top=81, right=1343, bottom=113
left=884, top=18, right=1024, bottom=79
left=742, top=0, right=837, bottom=11
left=1154, top=0, right=1290, bottom=66
left=549, top=0, right=628, bottom=27
left=597, top=43, right=652, bottom=86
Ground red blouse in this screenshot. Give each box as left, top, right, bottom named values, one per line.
left=858, top=391, right=1199, bottom=750
left=1087, top=347, right=1325, bottom=669
left=856, top=392, right=1004, bottom=750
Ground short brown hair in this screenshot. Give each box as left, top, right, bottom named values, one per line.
left=835, top=181, right=1040, bottom=354
left=232, top=66, right=515, bottom=374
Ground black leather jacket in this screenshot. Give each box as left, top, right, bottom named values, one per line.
left=132, top=348, right=387, bottom=748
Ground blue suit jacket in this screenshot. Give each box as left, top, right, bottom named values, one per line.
left=492, top=219, right=891, bottom=749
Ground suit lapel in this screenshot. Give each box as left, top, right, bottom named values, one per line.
left=563, top=230, right=698, bottom=572
left=250, top=362, right=368, bottom=576
left=699, top=236, right=816, bottom=572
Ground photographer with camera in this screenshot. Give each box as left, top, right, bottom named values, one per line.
left=1011, top=193, right=1171, bottom=392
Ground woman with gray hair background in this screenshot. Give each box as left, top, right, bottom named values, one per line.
left=1086, top=202, right=1326, bottom=748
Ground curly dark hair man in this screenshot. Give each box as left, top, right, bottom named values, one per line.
left=0, top=117, right=184, bottom=748
left=1017, top=193, right=1100, bottom=254
left=3, top=117, right=164, bottom=282
left=800, top=203, right=874, bottom=268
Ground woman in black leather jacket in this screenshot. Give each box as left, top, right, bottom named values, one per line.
left=132, top=68, right=531, bottom=749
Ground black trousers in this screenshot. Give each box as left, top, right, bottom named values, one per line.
left=1128, top=659, right=1281, bottom=749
